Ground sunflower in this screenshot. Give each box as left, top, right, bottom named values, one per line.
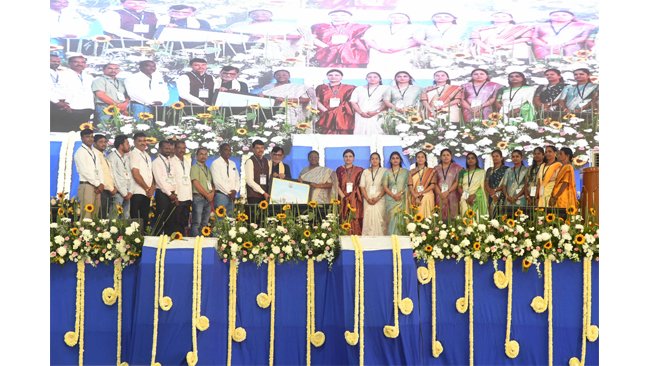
left=116, top=205, right=124, bottom=215
left=410, top=204, right=419, bottom=210
left=573, top=157, right=588, bottom=167
left=347, top=203, right=357, bottom=213
left=423, top=142, right=434, bottom=151
left=284, top=100, right=299, bottom=108
left=522, top=259, right=532, bottom=269
left=330, top=199, right=341, bottom=205
left=67, top=207, right=74, bottom=214
left=70, top=227, right=79, bottom=236
left=514, top=209, right=523, bottom=217
left=207, top=105, right=220, bottom=112
left=549, top=121, right=563, bottom=129
left=171, top=101, right=185, bottom=110
left=307, top=106, right=320, bottom=114
left=542, top=117, right=553, bottom=125
left=171, top=232, right=183, bottom=240
left=237, top=213, right=249, bottom=222
left=409, top=115, right=423, bottom=123
left=473, top=242, right=481, bottom=251
left=501, top=214, right=508, bottom=222
left=103, top=105, right=120, bottom=116
left=93, top=35, right=112, bottom=43
left=308, top=200, right=318, bottom=208
left=574, top=234, right=586, bottom=245
left=545, top=213, right=556, bottom=223
left=297, top=122, right=311, bottom=130
left=276, top=213, right=287, bottom=220
left=84, top=204, right=94, bottom=213
left=236, top=128, right=248, bottom=136
left=243, top=241, right=253, bottom=249
left=465, top=209, right=475, bottom=218
left=215, top=206, right=227, bottom=218
left=57, top=207, right=65, bottom=216
left=249, top=103, right=261, bottom=110
left=341, top=222, right=352, bottom=231
left=282, top=204, right=291, bottom=211
left=414, top=214, right=424, bottom=223
left=488, top=112, right=502, bottom=121
left=463, top=218, right=473, bottom=226
left=145, top=137, right=158, bottom=145
left=424, top=245, right=433, bottom=253
left=562, top=113, right=576, bottom=120
left=148, top=212, right=155, bottom=218
left=79, top=122, right=93, bottom=131
left=566, top=207, right=577, bottom=215
left=496, top=141, right=508, bottom=150
left=196, top=113, right=212, bottom=120
left=303, top=230, right=311, bottom=238
left=198, top=226, right=211, bottom=236
left=589, top=208, right=597, bottom=216
left=544, top=241, right=553, bottom=249
left=138, top=112, right=154, bottom=120
left=258, top=200, right=269, bottom=210
left=482, top=119, right=498, bottom=128
left=506, top=219, right=515, bottom=228
left=573, top=49, right=592, bottom=58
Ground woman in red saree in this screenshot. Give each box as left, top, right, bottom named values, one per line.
left=337, top=149, right=364, bottom=234
left=310, top=9, right=370, bottom=68
left=315, top=69, right=356, bottom=134
left=470, top=12, right=533, bottom=59
left=421, top=70, right=462, bottom=122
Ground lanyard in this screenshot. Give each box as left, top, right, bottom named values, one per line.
left=466, top=168, right=477, bottom=189
left=576, top=83, right=590, bottom=101
left=179, top=158, right=186, bottom=174
left=367, top=85, right=379, bottom=98
left=542, top=162, right=557, bottom=181
left=441, top=163, right=451, bottom=182
left=550, top=21, right=572, bottom=36
left=472, top=81, right=487, bottom=97
left=124, top=9, right=144, bottom=24
left=370, top=167, right=379, bottom=184
left=224, top=157, right=230, bottom=178
left=114, top=150, right=127, bottom=171
left=345, top=165, right=354, bottom=183
left=328, top=84, right=340, bottom=97
left=51, top=70, right=59, bottom=84
left=138, top=150, right=149, bottom=167
left=82, top=145, right=96, bottom=168
left=191, top=72, right=206, bottom=88
left=508, top=86, right=523, bottom=102
left=435, top=85, right=445, bottom=98
left=513, top=165, right=524, bottom=187
left=391, top=168, right=401, bottom=185
left=397, top=85, right=410, bottom=100
left=159, top=155, right=171, bottom=175
left=417, top=168, right=425, bottom=184
left=198, top=163, right=210, bottom=181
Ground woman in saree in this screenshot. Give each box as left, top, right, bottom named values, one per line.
left=417, top=12, right=466, bottom=57
left=495, top=71, right=536, bottom=123
left=383, top=151, right=409, bottom=235
left=533, top=68, right=566, bottom=120
left=500, top=149, right=529, bottom=216
left=421, top=70, right=462, bottom=123
left=363, top=12, right=423, bottom=72
left=531, top=10, right=595, bottom=59
left=350, top=72, right=390, bottom=135
left=336, top=149, right=364, bottom=234
left=549, top=147, right=578, bottom=212
left=460, top=68, right=502, bottom=122
left=259, top=69, right=317, bottom=126
left=458, top=152, right=488, bottom=218
left=310, top=9, right=370, bottom=68
left=470, top=12, right=533, bottom=59
left=315, top=69, right=356, bottom=134
left=525, top=147, right=545, bottom=210
left=535, top=145, right=562, bottom=208
left=384, top=71, right=422, bottom=114
left=298, top=150, right=339, bottom=204
left=408, top=151, right=436, bottom=218
left=485, top=149, right=509, bottom=218
left=558, top=68, right=599, bottom=120
left=360, top=152, right=387, bottom=236
left=433, top=148, right=462, bottom=221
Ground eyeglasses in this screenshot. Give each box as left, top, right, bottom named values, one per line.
left=221, top=72, right=238, bottom=75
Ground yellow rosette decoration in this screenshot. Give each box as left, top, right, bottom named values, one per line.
left=455, top=257, right=474, bottom=366
left=187, top=236, right=210, bottom=366
left=228, top=259, right=247, bottom=366
left=150, top=235, right=169, bottom=366
left=496, top=258, right=520, bottom=359
left=64, top=260, right=86, bottom=366
left=416, top=266, right=431, bottom=285
left=383, top=236, right=412, bottom=339
left=306, top=259, right=326, bottom=366
left=344, top=236, right=365, bottom=365
left=255, top=259, right=277, bottom=366
left=530, top=259, right=553, bottom=366
left=101, top=261, right=127, bottom=366
left=569, top=258, right=599, bottom=366
left=425, top=259, right=444, bottom=357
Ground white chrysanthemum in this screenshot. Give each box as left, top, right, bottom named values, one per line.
left=56, top=247, right=67, bottom=257
left=272, top=246, right=281, bottom=254
left=238, top=227, right=248, bottom=234
left=452, top=245, right=460, bottom=254
left=406, top=223, right=416, bottom=232
left=531, top=249, right=540, bottom=259
left=439, top=230, right=447, bottom=239
left=54, top=235, right=65, bottom=245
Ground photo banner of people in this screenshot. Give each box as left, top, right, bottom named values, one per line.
left=50, top=0, right=599, bottom=165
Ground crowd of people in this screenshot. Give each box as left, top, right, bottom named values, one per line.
left=74, top=127, right=579, bottom=237
left=50, top=52, right=599, bottom=134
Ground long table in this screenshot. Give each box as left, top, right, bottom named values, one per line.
left=51, top=236, right=599, bottom=365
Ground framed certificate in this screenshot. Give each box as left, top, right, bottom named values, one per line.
left=270, top=178, right=310, bottom=204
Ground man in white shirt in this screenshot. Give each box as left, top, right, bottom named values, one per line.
left=73, top=128, right=104, bottom=220
left=99, top=0, right=157, bottom=40
left=129, top=132, right=155, bottom=230
left=50, top=54, right=69, bottom=131
left=94, top=134, right=117, bottom=219
left=210, top=143, right=240, bottom=217
left=92, top=63, right=130, bottom=123
left=108, top=135, right=134, bottom=219
left=125, top=60, right=169, bottom=121
left=54, top=55, right=94, bottom=132
left=176, top=58, right=215, bottom=107
left=152, top=140, right=177, bottom=235
left=50, top=0, right=89, bottom=38
left=171, top=140, right=192, bottom=234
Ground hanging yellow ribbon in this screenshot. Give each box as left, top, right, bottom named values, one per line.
left=503, top=257, right=520, bottom=358
left=228, top=259, right=246, bottom=366
left=306, top=259, right=326, bottom=366
left=151, top=235, right=168, bottom=366
left=569, top=258, right=598, bottom=366
left=344, top=236, right=365, bottom=366
left=456, top=257, right=474, bottom=366
left=101, top=261, right=128, bottom=366
left=64, top=260, right=86, bottom=366
left=383, top=235, right=413, bottom=339
left=530, top=259, right=553, bottom=366
left=429, top=259, right=443, bottom=357
left=268, top=259, right=277, bottom=366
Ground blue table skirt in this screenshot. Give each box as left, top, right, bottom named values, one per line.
left=51, top=248, right=598, bottom=365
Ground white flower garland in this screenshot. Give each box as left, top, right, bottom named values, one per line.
left=63, top=131, right=77, bottom=198
left=228, top=259, right=247, bottom=366
left=187, top=236, right=209, bottom=366
left=569, top=258, right=598, bottom=366
left=344, top=236, right=365, bottom=366
left=56, top=134, right=69, bottom=197
left=384, top=235, right=413, bottom=339
left=456, top=257, right=474, bottom=366
left=306, top=259, right=326, bottom=366
left=101, top=262, right=128, bottom=366
left=150, top=235, right=169, bottom=366
left=64, top=260, right=85, bottom=366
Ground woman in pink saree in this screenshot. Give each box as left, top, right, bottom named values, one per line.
left=310, top=9, right=370, bottom=68
left=531, top=10, right=595, bottom=58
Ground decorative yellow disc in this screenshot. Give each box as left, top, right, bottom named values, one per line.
left=530, top=296, right=548, bottom=313
left=160, top=296, right=173, bottom=311
left=433, top=340, right=444, bottom=358
left=505, top=340, right=520, bottom=358
left=153, top=363, right=161, bottom=366
left=256, top=292, right=271, bottom=309
left=102, top=287, right=117, bottom=305
left=119, top=362, right=129, bottom=366
left=310, top=331, right=326, bottom=347
left=186, top=350, right=198, bottom=366
left=493, top=271, right=508, bottom=289
left=64, top=331, right=78, bottom=347
left=399, top=298, right=414, bottom=315
left=417, top=267, right=431, bottom=284
left=233, top=327, right=247, bottom=342
left=587, top=325, right=599, bottom=342
left=344, top=331, right=359, bottom=346
left=455, top=297, right=468, bottom=313
left=197, top=315, right=210, bottom=331
left=383, top=325, right=400, bottom=339
left=569, top=356, right=581, bottom=366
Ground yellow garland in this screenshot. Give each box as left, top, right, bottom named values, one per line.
left=456, top=257, right=473, bottom=366
left=569, top=258, right=598, bottom=366
left=344, top=236, right=365, bottom=366
left=159, top=236, right=173, bottom=311
left=64, top=260, right=85, bottom=366
left=383, top=236, right=412, bottom=339
left=306, top=259, right=326, bottom=366
left=503, top=257, right=520, bottom=358
left=228, top=259, right=247, bottom=366
left=428, top=259, right=443, bottom=358
left=187, top=236, right=208, bottom=366
left=548, top=260, right=554, bottom=366
left=150, top=235, right=168, bottom=366
left=269, top=260, right=276, bottom=366
left=102, top=262, right=127, bottom=366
